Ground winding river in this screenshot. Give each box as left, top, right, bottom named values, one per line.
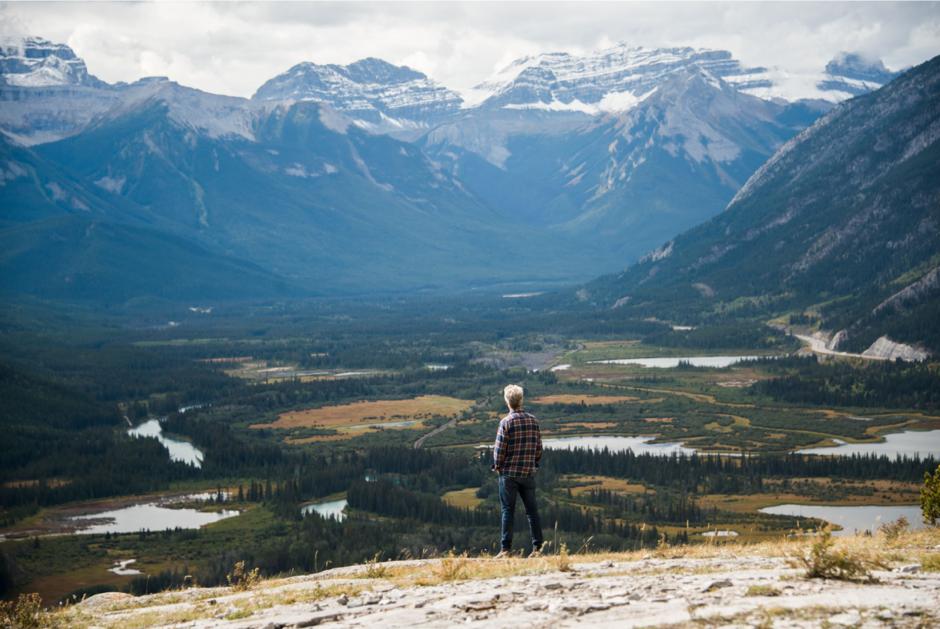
left=128, top=419, right=204, bottom=467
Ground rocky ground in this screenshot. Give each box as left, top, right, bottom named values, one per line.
left=54, top=530, right=940, bottom=628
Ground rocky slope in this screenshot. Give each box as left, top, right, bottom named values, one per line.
left=54, top=529, right=940, bottom=628
left=583, top=54, right=940, bottom=354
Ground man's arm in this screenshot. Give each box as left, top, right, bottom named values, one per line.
left=494, top=418, right=510, bottom=471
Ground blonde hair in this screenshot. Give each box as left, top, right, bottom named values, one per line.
left=503, top=384, right=524, bottom=410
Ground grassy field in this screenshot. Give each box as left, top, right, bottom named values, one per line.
left=557, top=339, right=780, bottom=363
left=531, top=394, right=639, bottom=405
left=441, top=488, right=484, bottom=509
left=251, top=395, right=475, bottom=430
left=561, top=475, right=651, bottom=496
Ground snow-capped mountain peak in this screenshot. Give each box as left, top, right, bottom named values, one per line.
left=0, top=36, right=104, bottom=88
left=474, top=43, right=769, bottom=110
left=252, top=58, right=463, bottom=136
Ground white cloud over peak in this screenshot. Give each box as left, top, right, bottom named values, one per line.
left=1, top=1, right=938, bottom=98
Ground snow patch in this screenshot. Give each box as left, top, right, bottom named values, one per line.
left=44, top=181, right=66, bottom=201
left=94, top=175, right=125, bottom=194
left=0, top=160, right=27, bottom=186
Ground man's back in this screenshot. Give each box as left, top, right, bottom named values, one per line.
left=494, top=410, right=542, bottom=477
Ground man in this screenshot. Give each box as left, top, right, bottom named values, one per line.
left=492, top=384, right=543, bottom=558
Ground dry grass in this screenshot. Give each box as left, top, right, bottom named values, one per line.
left=746, top=584, right=782, bottom=597
left=554, top=421, right=619, bottom=431
left=531, top=394, right=639, bottom=405
left=251, top=395, right=474, bottom=430
left=49, top=527, right=940, bottom=627
left=442, top=488, right=483, bottom=509
left=922, top=553, right=940, bottom=572
left=563, top=475, right=650, bottom=496
left=286, top=433, right=358, bottom=444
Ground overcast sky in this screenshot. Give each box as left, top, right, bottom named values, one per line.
left=2, top=2, right=938, bottom=98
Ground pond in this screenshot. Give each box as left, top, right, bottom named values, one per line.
left=302, top=498, right=348, bottom=522
left=542, top=435, right=696, bottom=456
left=128, top=419, right=204, bottom=467
left=589, top=355, right=763, bottom=368
left=70, top=499, right=239, bottom=535
left=797, top=430, right=940, bottom=458
left=759, top=504, right=925, bottom=537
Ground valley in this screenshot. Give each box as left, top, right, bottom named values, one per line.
left=1, top=300, right=936, bottom=605
left=0, top=20, right=938, bottom=625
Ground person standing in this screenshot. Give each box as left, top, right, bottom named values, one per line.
left=492, top=384, right=543, bottom=558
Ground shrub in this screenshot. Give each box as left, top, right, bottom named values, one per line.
left=0, top=593, right=48, bottom=629
left=798, top=528, right=877, bottom=581
left=433, top=551, right=469, bottom=582
left=879, top=516, right=909, bottom=542
left=556, top=543, right=572, bottom=572
left=922, top=464, right=940, bottom=525
left=364, top=553, right=389, bottom=579
left=226, top=561, right=261, bottom=592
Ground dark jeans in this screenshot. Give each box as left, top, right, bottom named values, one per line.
left=498, top=474, right=543, bottom=551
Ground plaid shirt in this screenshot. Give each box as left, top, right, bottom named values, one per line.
left=494, top=409, right=542, bottom=477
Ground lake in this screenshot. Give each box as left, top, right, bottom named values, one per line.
left=589, top=355, right=762, bottom=368
left=128, top=419, right=204, bottom=467
left=759, top=504, right=926, bottom=537
left=798, top=430, right=940, bottom=458
left=302, top=498, right=348, bottom=522
left=70, top=500, right=239, bottom=535
left=543, top=435, right=696, bottom=456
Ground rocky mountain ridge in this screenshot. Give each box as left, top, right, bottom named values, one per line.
left=0, top=35, right=917, bottom=305
left=50, top=529, right=940, bottom=628
left=252, top=58, right=462, bottom=138
left=584, top=54, right=940, bottom=354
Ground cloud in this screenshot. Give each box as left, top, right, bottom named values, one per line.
left=1, top=1, right=938, bottom=97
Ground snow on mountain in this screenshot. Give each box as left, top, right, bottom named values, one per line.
left=252, top=58, right=462, bottom=137
left=476, top=43, right=896, bottom=109
left=0, top=37, right=120, bottom=144
left=474, top=44, right=769, bottom=111
left=0, top=36, right=105, bottom=88
left=725, top=53, right=899, bottom=102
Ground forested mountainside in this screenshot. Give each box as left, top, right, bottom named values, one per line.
left=581, top=55, right=940, bottom=353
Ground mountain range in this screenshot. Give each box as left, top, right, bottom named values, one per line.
left=0, top=36, right=912, bottom=307
left=582, top=54, right=940, bottom=354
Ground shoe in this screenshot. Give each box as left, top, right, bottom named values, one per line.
left=494, top=550, right=511, bottom=559
left=528, top=548, right=542, bottom=558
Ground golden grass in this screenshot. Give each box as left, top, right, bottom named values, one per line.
left=563, top=475, right=650, bottom=496
left=643, top=417, right=674, bottom=423
left=531, top=394, right=639, bottom=405
left=286, top=433, right=358, bottom=444
left=697, top=482, right=921, bottom=513
left=554, top=421, right=619, bottom=431
left=251, top=395, right=474, bottom=430
left=442, top=488, right=483, bottom=509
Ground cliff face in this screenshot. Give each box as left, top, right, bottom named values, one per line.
left=54, top=529, right=940, bottom=627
